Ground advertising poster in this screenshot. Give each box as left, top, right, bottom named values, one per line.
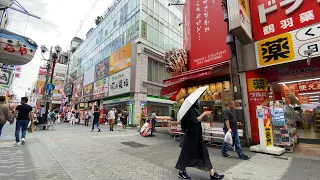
left=36, top=80, right=45, bottom=94
left=83, top=67, right=95, bottom=86
left=262, top=106, right=273, bottom=147
left=184, top=0, right=230, bottom=70
left=72, top=76, right=84, bottom=99
left=64, top=83, right=73, bottom=96
left=109, top=43, right=131, bottom=75
left=109, top=68, right=130, bottom=96
left=93, top=78, right=108, bottom=100
left=95, top=57, right=109, bottom=81
left=83, top=83, right=93, bottom=102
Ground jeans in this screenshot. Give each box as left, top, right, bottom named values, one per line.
left=0, top=124, right=4, bottom=136
left=92, top=122, right=100, bottom=130
left=85, top=119, right=89, bottom=126
left=15, top=120, right=29, bottom=142
left=222, top=129, right=244, bottom=158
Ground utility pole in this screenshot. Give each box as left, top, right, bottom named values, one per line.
left=222, top=0, right=248, bottom=146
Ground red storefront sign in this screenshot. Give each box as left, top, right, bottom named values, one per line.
left=297, top=80, right=320, bottom=92
left=281, top=83, right=299, bottom=97
left=250, top=0, right=320, bottom=41
left=297, top=96, right=310, bottom=104
left=184, top=0, right=230, bottom=70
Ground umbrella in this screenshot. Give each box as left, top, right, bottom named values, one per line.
left=177, top=86, right=208, bottom=122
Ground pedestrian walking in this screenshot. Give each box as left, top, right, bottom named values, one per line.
left=221, top=101, right=250, bottom=160
left=14, top=97, right=33, bottom=145
left=108, top=108, right=116, bottom=131
left=91, top=108, right=101, bottom=132
left=151, top=111, right=157, bottom=132
left=84, top=110, right=89, bottom=127
left=70, top=111, right=76, bottom=126
left=121, top=109, right=128, bottom=131
left=0, top=96, right=12, bottom=137
left=139, top=108, right=146, bottom=133
left=67, top=111, right=71, bottom=122
left=75, top=110, right=80, bottom=124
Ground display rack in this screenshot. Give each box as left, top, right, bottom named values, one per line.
left=270, top=101, right=298, bottom=152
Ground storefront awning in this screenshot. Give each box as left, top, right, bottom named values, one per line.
left=161, top=61, right=229, bottom=96
left=163, top=61, right=229, bottom=84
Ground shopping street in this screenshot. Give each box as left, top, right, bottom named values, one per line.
left=0, top=123, right=319, bottom=180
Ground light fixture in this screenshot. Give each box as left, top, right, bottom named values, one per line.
left=309, top=96, right=320, bottom=98
left=278, top=78, right=320, bottom=85
left=309, top=98, right=319, bottom=101
left=298, top=92, right=320, bottom=96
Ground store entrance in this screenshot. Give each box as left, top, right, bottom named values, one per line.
left=270, top=79, right=320, bottom=144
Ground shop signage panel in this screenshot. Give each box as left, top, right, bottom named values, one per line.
left=36, top=80, right=45, bottom=94
left=262, top=107, right=273, bottom=147
left=247, top=78, right=268, bottom=92
left=250, top=0, right=320, bottom=42
left=255, top=24, right=320, bottom=68
left=72, top=75, right=84, bottom=100
left=298, top=96, right=310, bottom=104
left=93, top=78, right=108, bottom=100
left=83, top=83, right=93, bottom=96
left=227, top=0, right=253, bottom=44
left=64, top=83, right=73, bottom=96
left=94, top=57, right=109, bottom=81
left=109, top=43, right=131, bottom=75
left=297, top=80, right=320, bottom=92
left=83, top=67, right=95, bottom=86
left=103, top=96, right=130, bottom=104
left=0, top=69, right=12, bottom=86
left=108, top=68, right=130, bottom=97
left=184, top=0, right=230, bottom=70
left=281, top=84, right=298, bottom=97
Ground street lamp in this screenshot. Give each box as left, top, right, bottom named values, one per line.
left=40, top=44, right=63, bottom=123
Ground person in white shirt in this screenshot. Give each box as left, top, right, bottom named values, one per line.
left=140, top=120, right=151, bottom=134
left=108, top=108, right=117, bottom=131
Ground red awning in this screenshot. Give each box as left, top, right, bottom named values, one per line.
left=161, top=61, right=229, bottom=96
left=163, top=61, right=229, bottom=84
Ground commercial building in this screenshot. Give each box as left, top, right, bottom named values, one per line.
left=66, top=0, right=183, bottom=125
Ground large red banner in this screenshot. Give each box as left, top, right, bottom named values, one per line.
left=250, top=0, right=320, bottom=41
left=184, top=0, right=230, bottom=70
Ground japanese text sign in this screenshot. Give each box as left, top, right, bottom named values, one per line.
left=184, top=0, right=230, bottom=70
left=250, top=0, right=320, bottom=41
left=297, top=80, right=320, bottom=92
left=108, top=68, right=130, bottom=96
left=262, top=106, right=273, bottom=147
left=247, top=78, right=268, bottom=91
left=281, top=84, right=298, bottom=97
left=298, top=96, right=310, bottom=104
left=109, top=43, right=131, bottom=75
left=93, top=78, right=108, bottom=100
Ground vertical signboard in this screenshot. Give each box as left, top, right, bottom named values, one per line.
left=108, top=68, right=130, bottom=96
left=185, top=0, right=230, bottom=70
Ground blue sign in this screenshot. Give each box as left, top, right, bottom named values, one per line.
left=46, top=83, right=55, bottom=91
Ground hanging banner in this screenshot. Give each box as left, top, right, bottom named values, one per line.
left=108, top=68, right=130, bottom=96
left=263, top=106, right=273, bottom=147
left=93, top=78, right=108, bottom=100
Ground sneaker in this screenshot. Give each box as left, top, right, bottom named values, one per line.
left=222, top=153, right=231, bottom=158
left=91, top=129, right=93, bottom=132
left=239, top=154, right=250, bottom=160
left=178, top=171, right=191, bottom=179
left=98, top=129, right=101, bottom=132
left=211, top=173, right=224, bottom=180
left=21, top=138, right=26, bottom=144
left=15, top=142, right=21, bottom=146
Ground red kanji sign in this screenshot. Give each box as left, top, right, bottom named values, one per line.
left=298, top=80, right=320, bottom=92
left=250, top=0, right=320, bottom=41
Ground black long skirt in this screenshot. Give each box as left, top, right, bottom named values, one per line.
left=175, top=132, right=213, bottom=171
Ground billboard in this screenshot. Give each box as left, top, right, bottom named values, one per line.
left=184, top=0, right=230, bottom=70
left=95, top=57, right=109, bottom=81
left=108, top=68, right=130, bottom=96
left=109, top=43, right=131, bottom=75
left=93, top=78, right=108, bottom=100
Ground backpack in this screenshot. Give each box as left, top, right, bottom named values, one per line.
left=50, top=112, right=55, bottom=118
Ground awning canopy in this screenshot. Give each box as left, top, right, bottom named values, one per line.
left=161, top=61, right=229, bottom=96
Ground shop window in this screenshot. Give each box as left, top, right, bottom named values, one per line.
left=147, top=58, right=170, bottom=84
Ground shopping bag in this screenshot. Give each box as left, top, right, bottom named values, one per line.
left=27, top=121, right=31, bottom=128
left=224, top=131, right=233, bottom=145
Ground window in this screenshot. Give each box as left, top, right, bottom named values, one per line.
left=147, top=58, right=170, bottom=84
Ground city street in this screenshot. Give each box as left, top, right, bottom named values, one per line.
left=0, top=123, right=319, bottom=180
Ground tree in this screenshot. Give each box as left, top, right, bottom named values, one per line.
left=95, top=16, right=103, bottom=26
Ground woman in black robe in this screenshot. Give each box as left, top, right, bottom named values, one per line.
left=176, top=100, right=224, bottom=180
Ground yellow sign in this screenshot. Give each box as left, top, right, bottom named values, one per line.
left=257, top=33, right=294, bottom=67
left=247, top=78, right=268, bottom=92
left=109, top=43, right=131, bottom=75
left=264, top=125, right=273, bottom=147
left=238, top=0, right=250, bottom=18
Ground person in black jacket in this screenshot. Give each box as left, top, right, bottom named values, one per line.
left=91, top=108, right=101, bottom=132
left=175, top=99, right=224, bottom=180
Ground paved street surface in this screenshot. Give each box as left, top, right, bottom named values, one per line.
left=0, top=123, right=320, bottom=180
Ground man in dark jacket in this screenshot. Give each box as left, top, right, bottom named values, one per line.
left=91, top=108, right=101, bottom=132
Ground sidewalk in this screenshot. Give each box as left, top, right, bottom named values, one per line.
left=0, top=123, right=319, bottom=180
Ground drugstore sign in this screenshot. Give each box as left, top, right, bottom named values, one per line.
left=255, top=23, right=320, bottom=68
left=250, top=0, right=320, bottom=41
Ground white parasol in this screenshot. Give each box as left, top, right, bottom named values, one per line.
left=177, top=86, right=208, bottom=122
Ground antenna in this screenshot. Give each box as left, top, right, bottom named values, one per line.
left=74, top=0, right=100, bottom=37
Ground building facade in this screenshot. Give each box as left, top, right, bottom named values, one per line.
left=67, top=0, right=183, bottom=125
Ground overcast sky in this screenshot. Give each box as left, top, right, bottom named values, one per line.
left=9, top=0, right=113, bottom=97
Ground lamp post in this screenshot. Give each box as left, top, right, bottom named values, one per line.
left=40, top=44, right=62, bottom=123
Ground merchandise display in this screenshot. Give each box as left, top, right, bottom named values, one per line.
left=270, top=101, right=298, bottom=151
left=164, top=48, right=188, bottom=77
